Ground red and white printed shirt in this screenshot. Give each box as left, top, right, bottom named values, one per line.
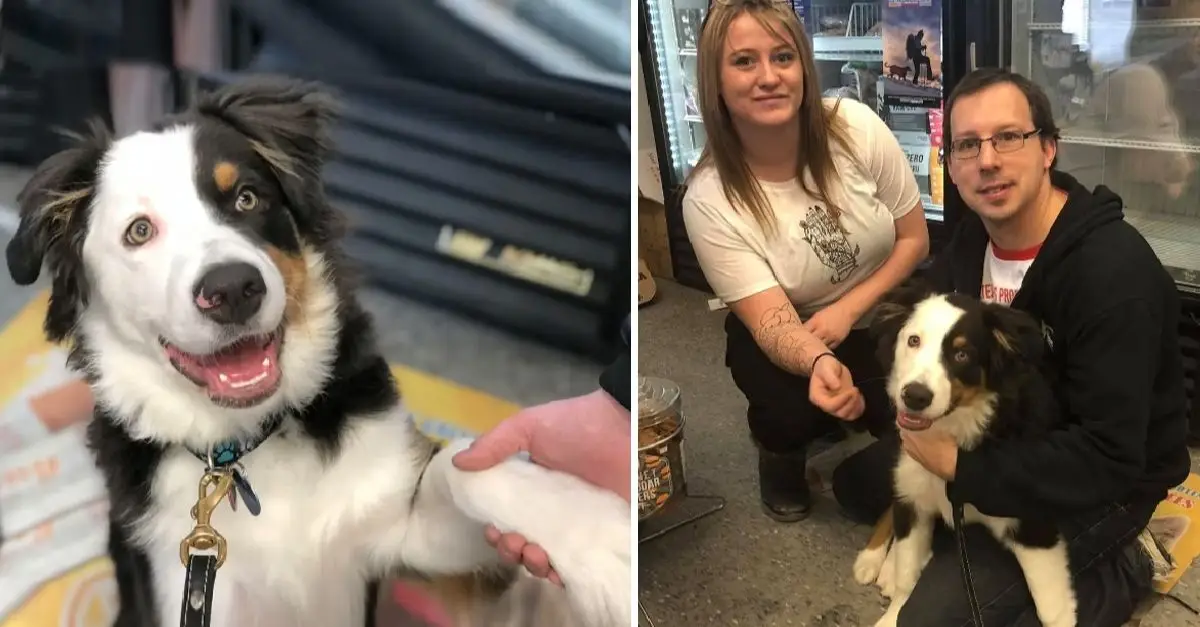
left=980, top=241, right=1040, bottom=305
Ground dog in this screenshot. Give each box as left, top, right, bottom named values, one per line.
left=3, top=76, right=630, bottom=627
left=851, top=283, right=1075, bottom=627
left=887, top=64, right=911, bottom=80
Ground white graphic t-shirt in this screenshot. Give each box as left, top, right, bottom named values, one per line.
left=682, top=98, right=922, bottom=320
left=981, top=241, right=1040, bottom=305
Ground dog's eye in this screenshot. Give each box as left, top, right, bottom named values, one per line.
left=235, top=189, right=259, bottom=212
left=954, top=350, right=968, bottom=363
left=123, top=217, right=156, bottom=247
left=906, top=335, right=920, bottom=348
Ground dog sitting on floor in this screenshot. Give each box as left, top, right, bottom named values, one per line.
left=3, top=76, right=629, bottom=627
left=851, top=283, right=1076, bottom=627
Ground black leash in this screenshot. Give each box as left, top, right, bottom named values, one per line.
left=177, top=418, right=279, bottom=627
left=178, top=469, right=235, bottom=627
left=952, top=501, right=985, bottom=627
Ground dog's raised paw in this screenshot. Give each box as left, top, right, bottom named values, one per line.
left=438, top=439, right=631, bottom=627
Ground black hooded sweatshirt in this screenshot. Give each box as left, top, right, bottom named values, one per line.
left=928, top=170, right=1191, bottom=522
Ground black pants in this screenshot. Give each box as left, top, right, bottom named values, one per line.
left=833, top=439, right=1157, bottom=626
left=724, top=313, right=895, bottom=453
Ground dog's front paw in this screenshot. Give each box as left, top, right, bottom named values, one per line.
left=876, top=544, right=898, bottom=598
left=437, top=441, right=631, bottom=627
left=853, top=544, right=888, bottom=586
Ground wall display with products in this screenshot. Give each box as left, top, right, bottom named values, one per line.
left=878, top=0, right=944, bottom=221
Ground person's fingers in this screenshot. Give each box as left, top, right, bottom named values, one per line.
left=484, top=525, right=502, bottom=546
left=548, top=571, right=564, bottom=587
left=452, top=414, right=533, bottom=471
left=501, top=532, right=527, bottom=555
left=497, top=533, right=526, bottom=564
left=521, top=543, right=553, bottom=579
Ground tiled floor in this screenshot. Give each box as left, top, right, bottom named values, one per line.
left=638, top=278, right=1200, bottom=627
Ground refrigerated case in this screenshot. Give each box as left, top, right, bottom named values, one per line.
left=640, top=0, right=951, bottom=291
left=1010, top=0, right=1200, bottom=289
left=1004, top=0, right=1200, bottom=441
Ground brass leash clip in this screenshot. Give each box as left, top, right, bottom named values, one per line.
left=179, top=469, right=235, bottom=569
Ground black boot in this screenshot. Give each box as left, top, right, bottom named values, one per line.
left=757, top=448, right=812, bottom=522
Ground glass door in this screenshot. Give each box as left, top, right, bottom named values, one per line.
left=645, top=0, right=709, bottom=183
left=1011, top=0, right=1200, bottom=288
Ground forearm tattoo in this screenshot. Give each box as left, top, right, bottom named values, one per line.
left=754, top=303, right=829, bottom=377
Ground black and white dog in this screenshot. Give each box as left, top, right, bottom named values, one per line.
left=851, top=284, right=1075, bottom=627
left=4, top=77, right=629, bottom=627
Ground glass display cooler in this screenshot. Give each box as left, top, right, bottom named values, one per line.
left=1010, top=0, right=1200, bottom=288
left=1004, top=0, right=1200, bottom=442
left=640, top=0, right=950, bottom=290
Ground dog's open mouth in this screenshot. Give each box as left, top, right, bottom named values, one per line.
left=897, top=412, right=935, bottom=431
left=162, top=332, right=283, bottom=407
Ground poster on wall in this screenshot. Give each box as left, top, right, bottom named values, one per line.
left=791, top=0, right=812, bottom=33
left=880, top=0, right=943, bottom=108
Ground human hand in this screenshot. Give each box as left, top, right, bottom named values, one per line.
left=809, top=355, right=864, bottom=421
left=804, top=303, right=856, bottom=349
left=899, top=426, right=959, bottom=480
left=484, top=526, right=563, bottom=587
left=452, top=388, right=631, bottom=499
left=451, top=389, right=630, bottom=584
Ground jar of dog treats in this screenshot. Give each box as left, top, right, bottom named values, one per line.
left=637, top=376, right=686, bottom=520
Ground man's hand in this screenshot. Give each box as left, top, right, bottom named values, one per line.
left=804, top=302, right=857, bottom=349
left=809, top=355, right=865, bottom=421
left=899, top=427, right=959, bottom=480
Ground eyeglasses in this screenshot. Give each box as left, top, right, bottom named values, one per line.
left=947, top=129, right=1041, bottom=161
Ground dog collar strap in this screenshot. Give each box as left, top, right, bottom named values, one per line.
left=189, top=414, right=285, bottom=468
left=186, top=415, right=284, bottom=518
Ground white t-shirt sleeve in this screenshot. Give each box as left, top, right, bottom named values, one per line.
left=681, top=194, right=779, bottom=304
left=848, top=101, right=922, bottom=219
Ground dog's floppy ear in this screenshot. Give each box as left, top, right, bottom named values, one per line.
left=5, top=119, right=110, bottom=341
left=982, top=303, right=1046, bottom=377
left=194, top=75, right=341, bottom=240
left=869, top=277, right=935, bottom=371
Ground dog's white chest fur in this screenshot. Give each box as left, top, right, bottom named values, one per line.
left=136, top=410, right=430, bottom=627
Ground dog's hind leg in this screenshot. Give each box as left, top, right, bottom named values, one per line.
left=1007, top=525, right=1077, bottom=627
left=875, top=501, right=934, bottom=627
left=389, top=439, right=631, bottom=627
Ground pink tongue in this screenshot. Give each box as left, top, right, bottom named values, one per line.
left=198, top=340, right=281, bottom=400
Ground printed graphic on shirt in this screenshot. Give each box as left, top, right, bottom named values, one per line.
left=980, top=242, right=1037, bottom=305
left=800, top=204, right=861, bottom=284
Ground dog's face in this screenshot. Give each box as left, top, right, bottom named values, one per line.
left=871, top=283, right=1045, bottom=432
left=4, top=77, right=345, bottom=443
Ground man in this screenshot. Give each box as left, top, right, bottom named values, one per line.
left=832, top=67, right=1190, bottom=625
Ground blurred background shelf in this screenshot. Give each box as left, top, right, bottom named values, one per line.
left=0, top=0, right=632, bottom=364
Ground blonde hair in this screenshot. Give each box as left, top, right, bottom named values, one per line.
left=686, top=1, right=858, bottom=236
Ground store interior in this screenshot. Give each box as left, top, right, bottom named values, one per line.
left=0, top=2, right=629, bottom=626
left=637, top=1, right=1200, bottom=626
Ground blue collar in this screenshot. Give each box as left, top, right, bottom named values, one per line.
left=187, top=414, right=285, bottom=469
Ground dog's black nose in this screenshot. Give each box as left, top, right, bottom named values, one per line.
left=901, top=383, right=934, bottom=412
left=193, top=262, right=266, bottom=326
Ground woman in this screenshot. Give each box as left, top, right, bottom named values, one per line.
left=682, top=0, right=930, bottom=522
